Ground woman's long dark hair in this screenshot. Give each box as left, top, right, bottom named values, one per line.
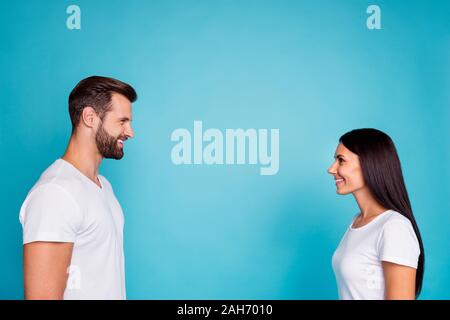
left=340, top=128, right=424, bottom=298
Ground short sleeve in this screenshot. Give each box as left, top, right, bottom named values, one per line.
left=19, top=184, right=82, bottom=244
left=378, top=219, right=420, bottom=269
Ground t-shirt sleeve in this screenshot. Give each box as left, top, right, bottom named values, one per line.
left=19, top=184, right=82, bottom=244
left=377, top=219, right=420, bottom=269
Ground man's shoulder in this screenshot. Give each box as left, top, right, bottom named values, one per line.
left=29, top=159, right=84, bottom=197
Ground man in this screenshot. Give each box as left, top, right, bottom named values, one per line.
left=19, top=76, right=137, bottom=299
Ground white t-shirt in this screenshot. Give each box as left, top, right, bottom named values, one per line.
left=19, top=159, right=126, bottom=300
left=332, top=209, right=420, bottom=300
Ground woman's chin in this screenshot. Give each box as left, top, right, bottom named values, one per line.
left=336, top=188, right=351, bottom=195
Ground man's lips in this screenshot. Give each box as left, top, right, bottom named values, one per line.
left=117, top=138, right=126, bottom=148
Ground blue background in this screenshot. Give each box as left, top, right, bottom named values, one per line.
left=1, top=0, right=449, bottom=299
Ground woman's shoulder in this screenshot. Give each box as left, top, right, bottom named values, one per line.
left=376, top=210, right=421, bottom=261
left=379, top=210, right=415, bottom=235
left=383, top=210, right=412, bottom=225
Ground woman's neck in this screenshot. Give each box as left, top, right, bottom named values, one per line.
left=353, top=186, right=388, bottom=219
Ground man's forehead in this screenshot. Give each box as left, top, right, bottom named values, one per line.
left=109, top=93, right=132, bottom=113
left=111, top=92, right=132, bottom=106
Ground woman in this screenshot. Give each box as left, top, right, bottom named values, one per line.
left=328, top=128, right=424, bottom=300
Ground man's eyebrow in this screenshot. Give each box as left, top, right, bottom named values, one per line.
left=119, top=117, right=131, bottom=121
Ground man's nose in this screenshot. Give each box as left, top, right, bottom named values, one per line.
left=125, top=126, right=134, bottom=139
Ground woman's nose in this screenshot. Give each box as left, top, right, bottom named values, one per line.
left=328, top=162, right=337, bottom=175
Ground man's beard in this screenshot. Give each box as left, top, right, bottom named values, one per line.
left=95, top=123, right=124, bottom=160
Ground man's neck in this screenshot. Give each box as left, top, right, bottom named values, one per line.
left=62, top=133, right=103, bottom=187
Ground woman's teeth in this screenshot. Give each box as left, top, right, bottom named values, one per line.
left=335, top=178, right=345, bottom=185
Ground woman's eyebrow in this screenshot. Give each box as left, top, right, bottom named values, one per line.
left=334, top=154, right=344, bottom=159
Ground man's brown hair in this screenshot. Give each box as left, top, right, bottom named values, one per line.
left=68, top=76, right=137, bottom=132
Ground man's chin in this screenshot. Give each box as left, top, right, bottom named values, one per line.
left=102, top=150, right=124, bottom=160
left=110, top=153, right=124, bottom=160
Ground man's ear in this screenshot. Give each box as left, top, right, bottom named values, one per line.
left=81, top=106, right=98, bottom=128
